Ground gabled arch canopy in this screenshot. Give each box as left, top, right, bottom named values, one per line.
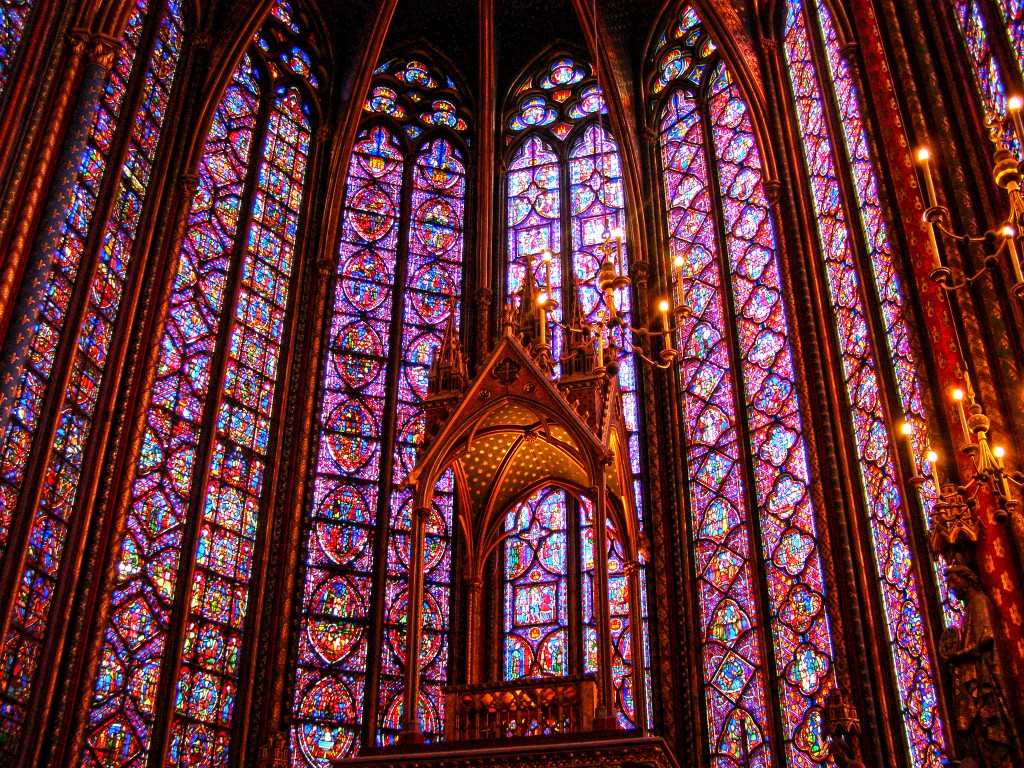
left=408, top=333, right=640, bottom=576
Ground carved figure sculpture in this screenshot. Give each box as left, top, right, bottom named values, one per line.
left=940, top=565, right=1022, bottom=768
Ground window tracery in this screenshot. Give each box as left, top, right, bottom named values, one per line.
left=0, top=0, right=185, bottom=750
left=649, top=7, right=835, bottom=766
left=84, top=4, right=321, bottom=764
left=292, top=53, right=468, bottom=765
left=0, top=0, right=34, bottom=98
left=781, top=1, right=948, bottom=766
left=502, top=51, right=652, bottom=732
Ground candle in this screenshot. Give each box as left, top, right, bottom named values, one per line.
left=542, top=250, right=554, bottom=295
left=952, top=388, right=971, bottom=444
left=1009, top=96, right=1024, bottom=149
left=917, top=148, right=937, bottom=208
left=611, top=227, right=624, bottom=267
left=537, top=293, right=548, bottom=347
left=1002, top=226, right=1024, bottom=284
left=596, top=324, right=604, bottom=368
left=926, top=450, right=942, bottom=498
left=993, top=445, right=1012, bottom=496
left=926, top=216, right=943, bottom=270
left=660, top=300, right=673, bottom=352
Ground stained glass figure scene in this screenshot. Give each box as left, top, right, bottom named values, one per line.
left=83, top=4, right=320, bottom=764
left=293, top=53, right=469, bottom=765
left=651, top=6, right=836, bottom=768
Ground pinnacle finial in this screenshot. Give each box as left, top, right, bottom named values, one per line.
left=427, top=308, right=467, bottom=397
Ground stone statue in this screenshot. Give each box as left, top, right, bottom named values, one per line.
left=823, top=689, right=865, bottom=768
left=940, top=565, right=1022, bottom=768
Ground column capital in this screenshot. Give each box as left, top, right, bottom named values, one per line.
left=316, top=256, right=334, bottom=277
left=191, top=33, right=213, bottom=52
left=840, top=42, right=860, bottom=68
left=759, top=38, right=779, bottom=58
left=86, top=34, right=120, bottom=70
left=179, top=173, right=200, bottom=199
left=68, top=28, right=91, bottom=58
left=315, top=124, right=333, bottom=144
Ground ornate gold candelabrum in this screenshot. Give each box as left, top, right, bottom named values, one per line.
left=917, top=98, right=1024, bottom=299
left=922, top=382, right=1024, bottom=572
left=532, top=227, right=690, bottom=373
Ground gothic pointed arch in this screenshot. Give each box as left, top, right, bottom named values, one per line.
left=81, top=3, right=324, bottom=764
left=500, top=46, right=654, bottom=732
left=291, top=49, right=471, bottom=764
left=645, top=5, right=839, bottom=767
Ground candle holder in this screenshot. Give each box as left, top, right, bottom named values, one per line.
left=529, top=228, right=690, bottom=375
left=924, top=382, right=1024, bottom=576
left=917, top=101, right=1024, bottom=300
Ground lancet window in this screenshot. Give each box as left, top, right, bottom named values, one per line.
left=0, top=0, right=35, bottom=98
left=0, top=0, right=185, bottom=752
left=291, top=53, right=470, bottom=764
left=83, top=4, right=322, bottom=765
left=951, top=0, right=1024, bottom=127
left=782, top=1, right=948, bottom=766
left=503, top=52, right=652, bottom=731
left=649, top=7, right=835, bottom=767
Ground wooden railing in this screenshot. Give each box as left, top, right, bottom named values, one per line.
left=443, top=675, right=597, bottom=742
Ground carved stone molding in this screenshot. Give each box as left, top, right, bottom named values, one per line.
left=315, top=124, right=333, bottom=144
left=68, top=29, right=91, bottom=58
left=823, top=689, right=865, bottom=768
left=758, top=37, right=778, bottom=58
left=191, top=33, right=213, bottom=51
left=86, top=34, right=120, bottom=70
left=355, top=735, right=679, bottom=768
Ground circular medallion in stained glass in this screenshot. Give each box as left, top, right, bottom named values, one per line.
left=414, top=198, right=459, bottom=254
left=349, top=186, right=395, bottom=242
left=341, top=249, right=390, bottom=311
left=410, top=264, right=455, bottom=322
left=320, top=483, right=372, bottom=523
left=420, top=145, right=461, bottom=189
left=330, top=321, right=383, bottom=388
left=324, top=399, right=376, bottom=472
left=316, top=521, right=369, bottom=568
left=296, top=680, right=357, bottom=762
left=305, top=617, right=362, bottom=666
left=422, top=526, right=448, bottom=572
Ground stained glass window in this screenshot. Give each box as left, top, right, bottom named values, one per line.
left=0, top=0, right=184, bottom=749
left=0, top=0, right=34, bottom=98
left=504, top=489, right=570, bottom=679
left=997, top=0, right=1024, bottom=65
left=953, top=0, right=1010, bottom=124
left=651, top=8, right=836, bottom=765
left=783, top=1, right=947, bottom=766
left=293, top=54, right=468, bottom=764
left=84, top=5, right=320, bottom=764
left=501, top=52, right=653, bottom=730
left=377, top=137, right=465, bottom=745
